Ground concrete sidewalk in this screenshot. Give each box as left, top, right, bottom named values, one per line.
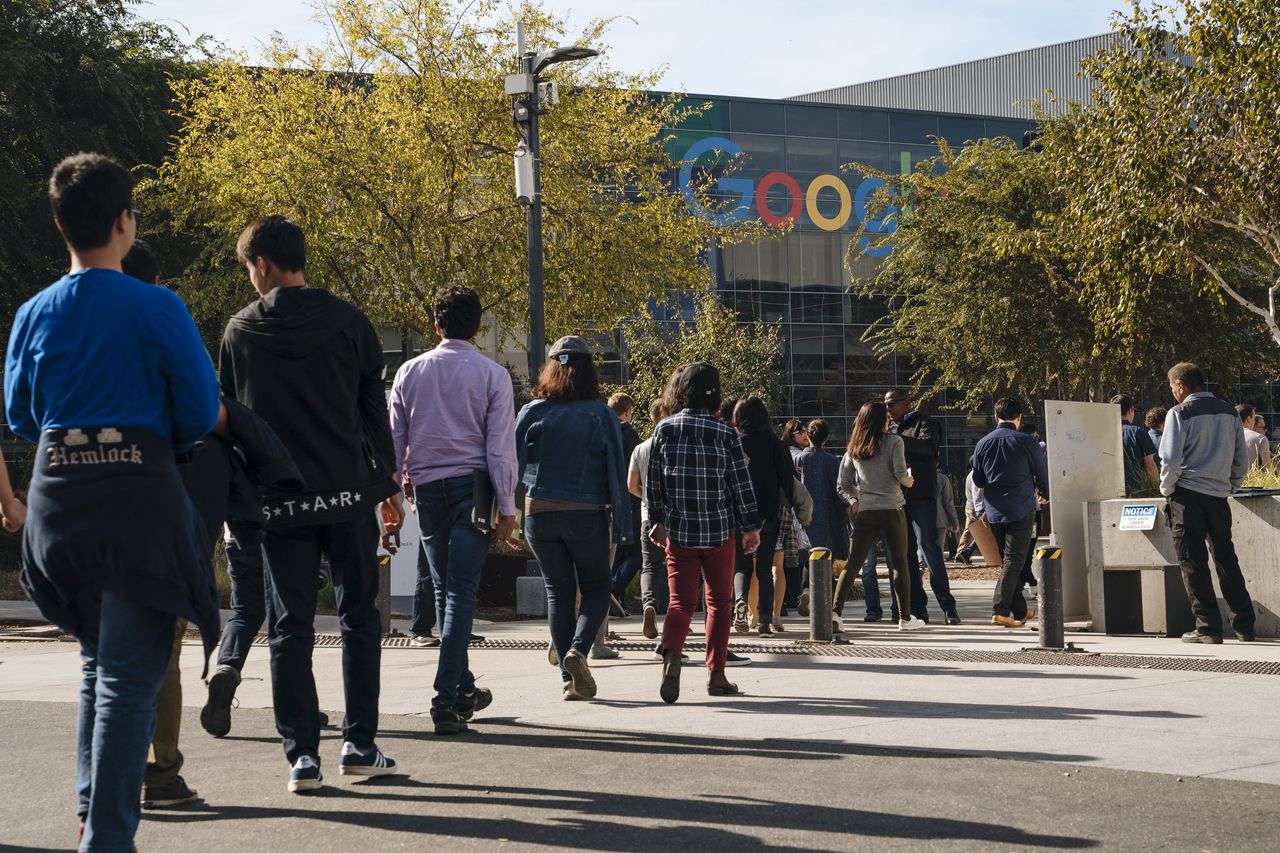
left=4, top=581, right=1279, bottom=788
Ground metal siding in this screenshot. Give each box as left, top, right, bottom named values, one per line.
left=791, top=34, right=1114, bottom=119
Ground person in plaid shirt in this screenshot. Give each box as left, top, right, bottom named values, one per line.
left=646, top=362, right=761, bottom=703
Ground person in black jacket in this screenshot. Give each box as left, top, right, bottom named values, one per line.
left=608, top=392, right=643, bottom=615
left=884, top=389, right=960, bottom=624
left=732, top=397, right=798, bottom=639
left=218, top=216, right=403, bottom=794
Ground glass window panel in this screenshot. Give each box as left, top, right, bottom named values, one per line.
left=732, top=133, right=785, bottom=172
left=983, top=119, right=1033, bottom=144
left=786, top=137, right=837, bottom=173
left=844, top=326, right=895, bottom=386
left=759, top=285, right=789, bottom=323
left=785, top=104, right=839, bottom=138
left=789, top=324, right=844, bottom=385
left=889, top=112, right=938, bottom=144
left=789, top=386, right=845, bottom=417
left=936, top=116, right=987, bottom=147
left=789, top=232, right=840, bottom=288
left=731, top=100, right=786, bottom=134
left=838, top=140, right=891, bottom=176
left=839, top=108, right=889, bottom=141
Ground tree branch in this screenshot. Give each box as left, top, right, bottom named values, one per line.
left=1192, top=252, right=1280, bottom=345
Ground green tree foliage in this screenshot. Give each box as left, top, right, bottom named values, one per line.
left=153, top=0, right=765, bottom=347
left=618, top=291, right=785, bottom=437
left=848, top=130, right=1254, bottom=409
left=0, top=0, right=199, bottom=337
left=1069, top=0, right=1280, bottom=353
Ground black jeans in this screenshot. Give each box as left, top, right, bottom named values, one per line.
left=990, top=512, right=1035, bottom=619
left=261, top=515, right=382, bottom=763
left=525, top=510, right=612, bottom=679
left=1167, top=488, right=1255, bottom=635
left=837, top=509, right=910, bottom=618
left=410, top=538, right=437, bottom=637
left=639, top=531, right=670, bottom=612
left=734, top=518, right=781, bottom=624
left=216, top=535, right=266, bottom=672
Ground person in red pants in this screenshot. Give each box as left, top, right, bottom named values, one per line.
left=644, top=363, right=761, bottom=703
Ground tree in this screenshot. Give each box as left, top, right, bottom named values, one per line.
left=847, top=130, right=1255, bottom=409
left=0, top=0, right=198, bottom=340
left=1069, top=0, right=1280, bottom=351
left=152, top=0, right=765, bottom=349
left=618, top=291, right=785, bottom=437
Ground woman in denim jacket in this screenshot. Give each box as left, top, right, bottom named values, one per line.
left=515, top=336, right=633, bottom=700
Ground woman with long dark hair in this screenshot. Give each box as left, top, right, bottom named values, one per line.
left=515, top=336, right=633, bottom=700
left=834, top=401, right=925, bottom=632
left=731, top=397, right=798, bottom=639
left=646, top=363, right=761, bottom=702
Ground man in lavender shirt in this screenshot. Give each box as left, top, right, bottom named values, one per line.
left=388, top=285, right=519, bottom=735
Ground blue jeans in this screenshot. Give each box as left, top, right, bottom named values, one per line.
left=410, top=538, right=437, bottom=637
left=215, top=535, right=266, bottom=672
left=416, top=476, right=490, bottom=710
left=526, top=509, right=612, bottom=681
left=75, top=589, right=176, bottom=852
left=860, top=534, right=892, bottom=617
left=904, top=498, right=958, bottom=616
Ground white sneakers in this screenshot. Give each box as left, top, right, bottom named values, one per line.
left=898, top=616, right=928, bottom=631
left=832, top=614, right=845, bottom=634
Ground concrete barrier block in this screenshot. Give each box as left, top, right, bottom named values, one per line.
left=516, top=575, right=548, bottom=617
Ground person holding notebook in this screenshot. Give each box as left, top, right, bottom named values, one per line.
left=388, top=285, right=519, bottom=735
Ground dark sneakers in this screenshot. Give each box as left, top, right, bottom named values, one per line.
left=141, top=775, right=199, bottom=808
left=1238, top=631, right=1257, bottom=642
left=432, top=707, right=469, bottom=735
left=455, top=687, right=493, bottom=721
left=1182, top=629, right=1224, bottom=644
left=288, top=755, right=323, bottom=793
left=339, top=743, right=399, bottom=777
left=200, top=666, right=239, bottom=738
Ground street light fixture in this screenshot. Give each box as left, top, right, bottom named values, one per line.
left=506, top=23, right=598, bottom=382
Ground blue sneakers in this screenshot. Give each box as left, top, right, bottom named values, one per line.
left=288, top=755, right=323, bottom=793
left=339, top=743, right=399, bottom=777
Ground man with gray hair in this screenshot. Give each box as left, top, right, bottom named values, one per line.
left=1160, top=363, right=1255, bottom=643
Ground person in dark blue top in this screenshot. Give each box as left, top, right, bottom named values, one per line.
left=3, top=153, right=220, bottom=853
left=971, top=397, right=1050, bottom=628
left=1112, top=394, right=1159, bottom=495
left=516, top=336, right=633, bottom=701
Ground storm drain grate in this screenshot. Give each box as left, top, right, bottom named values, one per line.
left=274, top=635, right=1280, bottom=675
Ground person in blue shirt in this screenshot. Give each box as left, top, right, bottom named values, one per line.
left=1113, top=394, right=1159, bottom=495
left=4, top=153, right=221, bottom=853
left=971, top=397, right=1050, bottom=628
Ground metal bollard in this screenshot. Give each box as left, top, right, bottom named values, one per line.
left=378, top=555, right=392, bottom=636
left=1035, top=546, right=1064, bottom=649
left=808, top=547, right=833, bottom=642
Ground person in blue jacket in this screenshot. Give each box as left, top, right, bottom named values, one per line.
left=516, top=336, right=633, bottom=700
left=5, top=153, right=221, bottom=852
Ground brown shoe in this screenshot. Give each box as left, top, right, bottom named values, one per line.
left=991, top=614, right=1025, bottom=629
left=707, top=670, right=741, bottom=696
left=659, top=649, right=682, bottom=704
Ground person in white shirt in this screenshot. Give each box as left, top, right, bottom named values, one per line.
left=1237, top=404, right=1272, bottom=469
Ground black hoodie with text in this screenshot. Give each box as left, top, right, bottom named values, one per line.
left=219, top=286, right=397, bottom=529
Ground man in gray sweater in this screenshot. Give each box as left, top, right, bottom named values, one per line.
left=1159, top=362, right=1255, bottom=643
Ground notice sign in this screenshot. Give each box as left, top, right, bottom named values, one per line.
left=1119, top=504, right=1159, bottom=531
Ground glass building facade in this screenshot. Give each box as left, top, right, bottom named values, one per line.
left=655, top=95, right=1032, bottom=476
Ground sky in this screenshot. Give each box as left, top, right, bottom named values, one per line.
left=135, top=0, right=1129, bottom=98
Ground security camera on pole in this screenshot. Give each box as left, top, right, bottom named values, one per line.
left=506, top=23, right=598, bottom=382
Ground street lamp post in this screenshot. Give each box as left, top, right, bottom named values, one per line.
left=506, top=23, right=597, bottom=382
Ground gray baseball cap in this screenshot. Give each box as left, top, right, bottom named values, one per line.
left=547, top=335, right=593, bottom=361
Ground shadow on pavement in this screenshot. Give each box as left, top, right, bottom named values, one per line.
left=377, top=717, right=1098, bottom=764
left=145, top=778, right=1100, bottom=850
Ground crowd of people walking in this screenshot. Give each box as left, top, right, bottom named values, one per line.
left=0, top=152, right=1267, bottom=851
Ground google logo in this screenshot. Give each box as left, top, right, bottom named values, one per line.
left=677, top=136, right=896, bottom=256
